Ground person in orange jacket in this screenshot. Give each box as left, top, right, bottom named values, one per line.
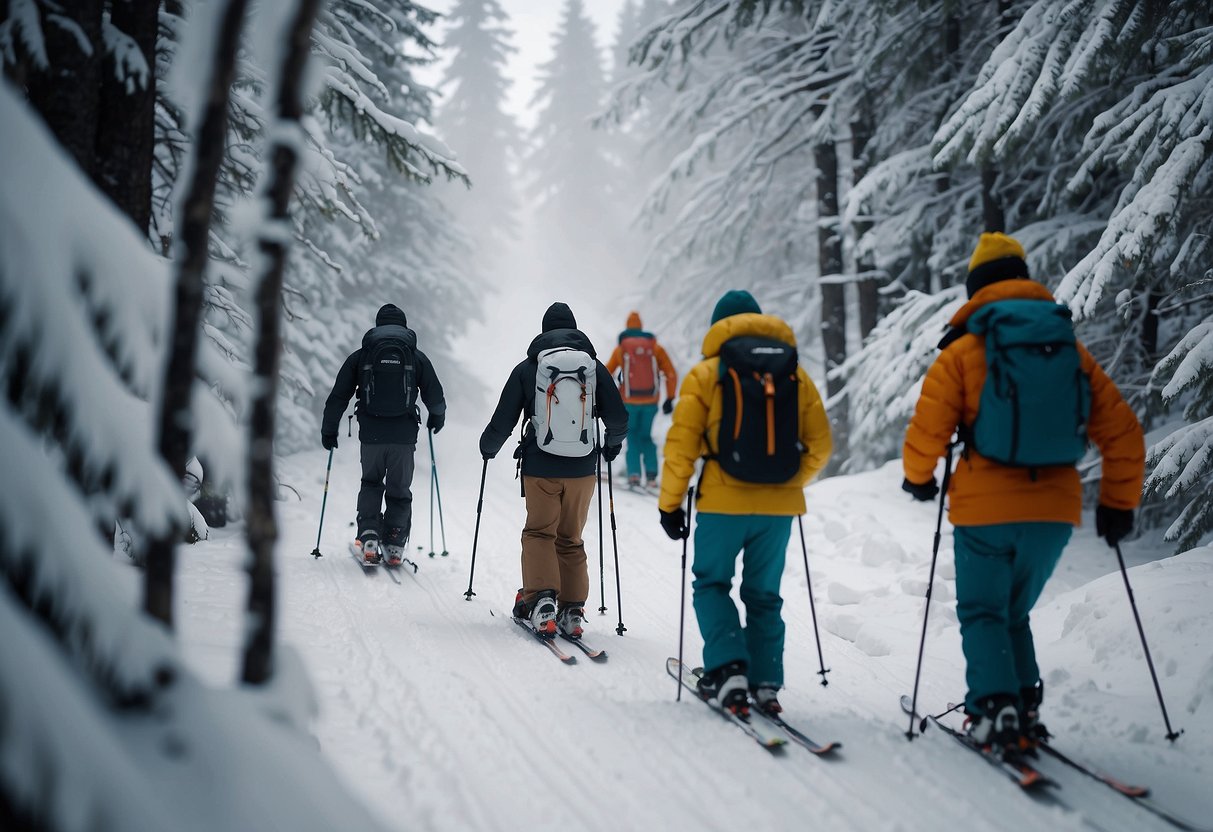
left=902, top=232, right=1144, bottom=752
left=605, top=311, right=678, bottom=489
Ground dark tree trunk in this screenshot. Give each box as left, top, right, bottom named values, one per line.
left=851, top=108, right=878, bottom=340
left=144, top=0, right=249, bottom=628
left=95, top=0, right=160, bottom=234
left=242, top=0, right=323, bottom=686
left=23, top=0, right=103, bottom=174
left=981, top=165, right=1005, bottom=232
left=815, top=113, right=848, bottom=469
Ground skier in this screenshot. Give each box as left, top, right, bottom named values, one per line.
left=902, top=232, right=1144, bottom=752
left=605, top=311, right=678, bottom=490
left=479, top=302, right=628, bottom=638
left=321, top=303, right=446, bottom=566
left=658, top=290, right=832, bottom=716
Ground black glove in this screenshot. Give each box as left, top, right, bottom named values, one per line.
left=662, top=399, right=674, bottom=415
left=660, top=508, right=688, bottom=541
left=1096, top=505, right=1134, bottom=547
left=901, top=477, right=938, bottom=502
left=427, top=412, right=445, bottom=434
left=602, top=443, right=622, bottom=463
left=478, top=435, right=498, bottom=460
left=321, top=433, right=338, bottom=451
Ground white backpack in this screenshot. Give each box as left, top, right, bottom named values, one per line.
left=533, top=347, right=597, bottom=457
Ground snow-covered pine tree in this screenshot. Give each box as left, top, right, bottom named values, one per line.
left=607, top=2, right=849, bottom=383
left=528, top=0, right=626, bottom=292
left=926, top=0, right=1213, bottom=546
left=436, top=0, right=521, bottom=265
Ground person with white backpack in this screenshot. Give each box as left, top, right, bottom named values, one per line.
left=479, top=302, right=628, bottom=637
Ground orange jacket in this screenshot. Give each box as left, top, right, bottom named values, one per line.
left=606, top=315, right=678, bottom=405
left=903, top=280, right=1144, bottom=526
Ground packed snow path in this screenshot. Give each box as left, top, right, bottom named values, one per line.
left=176, top=425, right=1212, bottom=832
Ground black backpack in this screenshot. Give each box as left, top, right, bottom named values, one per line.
left=713, top=336, right=802, bottom=483
left=358, top=325, right=418, bottom=418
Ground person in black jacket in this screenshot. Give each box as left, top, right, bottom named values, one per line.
left=480, top=302, right=628, bottom=637
left=322, top=304, right=446, bottom=565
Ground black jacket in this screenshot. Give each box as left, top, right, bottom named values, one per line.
left=322, top=326, right=446, bottom=446
left=480, top=327, right=628, bottom=479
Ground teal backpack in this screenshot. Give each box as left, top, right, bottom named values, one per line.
left=966, top=299, right=1091, bottom=467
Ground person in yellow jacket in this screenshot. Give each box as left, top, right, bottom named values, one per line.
left=605, top=311, right=678, bottom=488
left=659, top=290, right=832, bottom=715
left=902, top=232, right=1144, bottom=751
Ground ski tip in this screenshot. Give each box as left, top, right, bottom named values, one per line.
left=809, top=741, right=842, bottom=756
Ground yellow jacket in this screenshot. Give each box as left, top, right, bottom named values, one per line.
left=659, top=313, right=832, bottom=515
left=903, top=279, right=1144, bottom=525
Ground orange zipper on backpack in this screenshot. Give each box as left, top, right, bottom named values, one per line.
left=728, top=367, right=744, bottom=440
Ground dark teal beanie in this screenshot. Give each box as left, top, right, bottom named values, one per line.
left=711, top=290, right=761, bottom=324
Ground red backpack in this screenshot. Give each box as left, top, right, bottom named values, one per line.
left=620, top=335, right=658, bottom=398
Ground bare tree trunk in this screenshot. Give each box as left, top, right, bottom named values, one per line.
left=981, top=165, right=1005, bottom=232
left=242, top=0, right=323, bottom=686
left=23, top=0, right=103, bottom=174
left=95, top=0, right=160, bottom=234
left=815, top=112, right=848, bottom=470
left=145, top=0, right=249, bottom=628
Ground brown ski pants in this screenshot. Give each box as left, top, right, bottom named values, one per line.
left=520, top=475, right=596, bottom=607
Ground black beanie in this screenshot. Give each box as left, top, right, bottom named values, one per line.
left=541, top=302, right=577, bottom=332
left=376, top=303, right=407, bottom=327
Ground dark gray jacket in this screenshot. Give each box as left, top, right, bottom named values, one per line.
left=480, top=327, right=627, bottom=479
left=322, top=325, right=445, bottom=446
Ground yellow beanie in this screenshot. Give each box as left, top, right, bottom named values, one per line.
left=966, top=232, right=1028, bottom=297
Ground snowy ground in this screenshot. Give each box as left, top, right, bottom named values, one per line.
left=171, top=419, right=1213, bottom=832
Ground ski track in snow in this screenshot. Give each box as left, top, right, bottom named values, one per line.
left=174, top=424, right=1212, bottom=832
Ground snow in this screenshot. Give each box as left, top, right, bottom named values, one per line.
left=171, top=427, right=1213, bottom=831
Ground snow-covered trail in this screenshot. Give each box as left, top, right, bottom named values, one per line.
left=177, top=422, right=1213, bottom=832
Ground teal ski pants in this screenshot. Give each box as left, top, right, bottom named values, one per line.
left=624, top=403, right=658, bottom=480
left=954, top=522, right=1072, bottom=712
left=692, top=513, right=793, bottom=687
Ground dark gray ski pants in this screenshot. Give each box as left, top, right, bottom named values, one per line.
left=357, top=443, right=415, bottom=544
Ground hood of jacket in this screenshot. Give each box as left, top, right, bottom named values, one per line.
left=948, top=279, right=1056, bottom=328
left=527, top=328, right=596, bottom=360
left=700, top=312, right=796, bottom=358
left=362, top=322, right=416, bottom=350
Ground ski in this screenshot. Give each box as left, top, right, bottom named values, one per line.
left=489, top=610, right=577, bottom=663
left=667, top=658, right=787, bottom=751
left=349, top=543, right=380, bottom=571
left=900, top=695, right=1054, bottom=791
left=559, top=633, right=607, bottom=661
left=1037, top=743, right=1209, bottom=832
left=1036, top=742, right=1148, bottom=797
left=750, top=708, right=841, bottom=756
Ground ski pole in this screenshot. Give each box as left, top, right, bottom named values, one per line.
left=676, top=485, right=694, bottom=701
left=464, top=458, right=489, bottom=600
left=798, top=515, right=830, bottom=686
left=1114, top=541, right=1182, bottom=741
left=428, top=428, right=448, bottom=557
left=310, top=448, right=334, bottom=558
left=606, top=455, right=626, bottom=635
left=596, top=421, right=607, bottom=614
left=905, top=442, right=954, bottom=741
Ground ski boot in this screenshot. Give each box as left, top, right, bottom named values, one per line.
left=965, top=693, right=1021, bottom=756
left=528, top=590, right=558, bottom=637
left=627, top=474, right=641, bottom=491
left=750, top=685, right=782, bottom=716
left=384, top=526, right=407, bottom=567
left=1018, top=680, right=1050, bottom=751
left=644, top=476, right=659, bottom=492
left=697, top=661, right=749, bottom=717
left=556, top=605, right=585, bottom=639
left=358, top=531, right=381, bottom=565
